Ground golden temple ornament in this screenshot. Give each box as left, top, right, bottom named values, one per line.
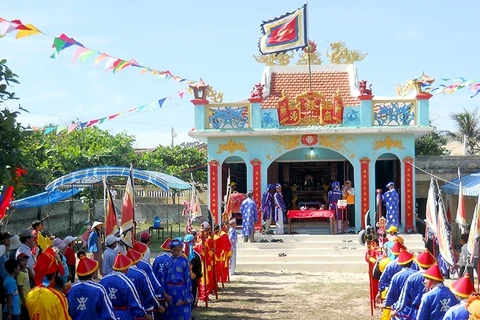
left=297, top=40, right=322, bottom=65
left=253, top=52, right=293, bottom=66
left=374, top=136, right=405, bottom=150
left=216, top=139, right=247, bottom=154
left=325, top=41, right=367, bottom=64
left=395, top=80, right=416, bottom=97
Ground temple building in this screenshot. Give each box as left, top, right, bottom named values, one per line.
left=189, top=47, right=433, bottom=233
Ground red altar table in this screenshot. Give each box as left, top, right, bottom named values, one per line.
left=287, top=209, right=335, bottom=234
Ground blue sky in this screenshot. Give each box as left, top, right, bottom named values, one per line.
left=1, top=1, right=478, bottom=148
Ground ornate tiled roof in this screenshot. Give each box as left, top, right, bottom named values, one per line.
left=261, top=64, right=360, bottom=109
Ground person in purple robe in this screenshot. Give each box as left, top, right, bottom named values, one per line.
left=383, top=182, right=399, bottom=229
left=273, top=183, right=287, bottom=235
left=163, top=239, right=193, bottom=320
left=261, top=184, right=275, bottom=234
left=327, top=181, right=343, bottom=234
left=240, top=190, right=258, bottom=243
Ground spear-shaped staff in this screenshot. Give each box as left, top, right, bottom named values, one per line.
left=200, top=232, right=209, bottom=308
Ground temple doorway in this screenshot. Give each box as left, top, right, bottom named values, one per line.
left=375, top=154, right=401, bottom=224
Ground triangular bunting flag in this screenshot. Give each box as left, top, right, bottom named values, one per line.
left=56, top=125, right=67, bottom=134
left=15, top=23, right=42, bottom=39
left=158, top=98, right=166, bottom=107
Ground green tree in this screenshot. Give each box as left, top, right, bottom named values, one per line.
left=448, top=107, right=480, bottom=155
left=415, top=125, right=448, bottom=156
left=0, top=59, right=24, bottom=185
left=18, top=128, right=137, bottom=197
left=137, top=143, right=207, bottom=190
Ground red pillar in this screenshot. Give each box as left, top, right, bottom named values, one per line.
left=209, top=160, right=219, bottom=224
left=251, top=159, right=262, bottom=232
left=403, top=157, right=415, bottom=233
left=360, top=157, right=370, bottom=230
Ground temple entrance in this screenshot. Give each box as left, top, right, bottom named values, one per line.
left=222, top=158, right=247, bottom=225
left=267, top=148, right=355, bottom=234
left=375, top=154, right=401, bottom=224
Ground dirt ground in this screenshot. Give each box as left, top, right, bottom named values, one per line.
left=191, top=271, right=375, bottom=320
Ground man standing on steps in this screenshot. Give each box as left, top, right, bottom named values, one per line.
left=240, top=190, right=258, bottom=243
left=383, top=182, right=399, bottom=229
left=342, top=180, right=355, bottom=233
left=273, top=184, right=287, bottom=235
left=228, top=218, right=238, bottom=277
left=261, top=184, right=275, bottom=235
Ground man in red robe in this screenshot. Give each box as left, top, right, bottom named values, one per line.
left=194, top=223, right=215, bottom=301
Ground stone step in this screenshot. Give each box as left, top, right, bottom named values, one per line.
left=237, top=247, right=366, bottom=256
left=236, top=241, right=425, bottom=250
left=236, top=261, right=367, bottom=273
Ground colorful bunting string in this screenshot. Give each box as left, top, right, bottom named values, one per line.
left=410, top=75, right=480, bottom=98
left=37, top=90, right=186, bottom=135
left=0, top=17, right=199, bottom=85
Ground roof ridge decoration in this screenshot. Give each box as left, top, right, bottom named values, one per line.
left=253, top=41, right=367, bottom=67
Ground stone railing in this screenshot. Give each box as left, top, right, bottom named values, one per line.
left=372, top=100, right=417, bottom=126
left=206, top=103, right=251, bottom=129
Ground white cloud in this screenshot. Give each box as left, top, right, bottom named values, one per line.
left=19, top=90, right=68, bottom=103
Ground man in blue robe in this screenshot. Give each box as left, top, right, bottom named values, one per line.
left=228, top=218, right=238, bottom=276
left=383, top=249, right=416, bottom=313
left=67, top=252, right=117, bottom=320
left=152, top=238, right=173, bottom=289
left=392, top=249, right=436, bottom=319
left=327, top=181, right=343, bottom=234
left=100, top=253, right=152, bottom=320
left=240, top=190, right=258, bottom=242
left=443, top=273, right=476, bottom=320
left=164, top=239, right=193, bottom=320
left=126, top=249, right=164, bottom=314
left=383, top=182, right=399, bottom=229
left=261, top=184, right=275, bottom=234
left=417, top=263, right=457, bottom=320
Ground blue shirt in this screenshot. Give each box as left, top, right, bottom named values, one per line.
left=4, top=275, right=21, bottom=315
left=67, top=280, right=116, bottom=320
left=0, top=252, right=9, bottom=281
left=443, top=301, right=469, bottom=320
left=384, top=267, right=416, bottom=307
left=378, top=259, right=401, bottom=292
left=87, top=231, right=99, bottom=253
left=152, top=252, right=172, bottom=288
left=417, top=284, right=458, bottom=320
left=395, top=270, right=428, bottom=319
left=102, top=248, right=116, bottom=276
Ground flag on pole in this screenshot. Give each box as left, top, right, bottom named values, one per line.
left=436, top=187, right=455, bottom=266
left=258, top=4, right=308, bottom=56
left=425, top=177, right=438, bottom=234
left=467, top=192, right=480, bottom=262
left=456, top=167, right=467, bottom=233
left=103, top=178, right=119, bottom=238
left=120, top=165, right=135, bottom=248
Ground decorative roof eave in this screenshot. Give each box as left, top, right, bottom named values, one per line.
left=261, top=64, right=360, bottom=99
left=189, top=126, right=433, bottom=139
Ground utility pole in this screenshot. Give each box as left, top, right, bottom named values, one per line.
left=171, top=127, right=177, bottom=147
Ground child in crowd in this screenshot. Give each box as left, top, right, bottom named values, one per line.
left=16, top=253, right=30, bottom=320
left=4, top=259, right=21, bottom=320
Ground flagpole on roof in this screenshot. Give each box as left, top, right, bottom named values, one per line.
left=305, top=2, right=312, bottom=90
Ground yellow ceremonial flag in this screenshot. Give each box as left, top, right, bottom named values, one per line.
left=37, top=232, right=52, bottom=251
left=15, top=24, right=42, bottom=39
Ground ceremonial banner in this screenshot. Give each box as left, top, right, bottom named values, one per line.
left=467, top=192, right=480, bottom=262
left=209, top=160, right=219, bottom=222
left=251, top=159, right=262, bottom=231
left=436, top=189, right=455, bottom=266
left=403, top=157, right=415, bottom=232
left=103, top=177, right=119, bottom=238
left=456, top=168, right=468, bottom=233
left=425, top=178, right=438, bottom=234
left=258, top=4, right=308, bottom=55
left=120, top=165, right=135, bottom=248
left=360, top=157, right=370, bottom=229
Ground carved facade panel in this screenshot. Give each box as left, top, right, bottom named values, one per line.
left=216, top=139, right=247, bottom=154
left=207, top=105, right=250, bottom=129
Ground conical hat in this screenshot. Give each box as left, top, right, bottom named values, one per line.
left=451, top=273, right=476, bottom=298
left=113, top=253, right=132, bottom=271
left=160, top=238, right=172, bottom=252
left=133, top=242, right=148, bottom=255
left=390, top=242, right=406, bottom=256
left=423, top=263, right=444, bottom=282
left=467, top=293, right=480, bottom=318
left=126, top=249, right=143, bottom=265
left=416, top=249, right=436, bottom=269
left=397, top=249, right=415, bottom=266
left=76, top=255, right=99, bottom=277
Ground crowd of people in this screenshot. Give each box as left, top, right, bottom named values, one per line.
left=368, top=226, right=480, bottom=319
left=0, top=217, right=240, bottom=320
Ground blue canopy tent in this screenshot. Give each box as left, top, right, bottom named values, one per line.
left=45, top=166, right=191, bottom=192
left=11, top=188, right=82, bottom=209
left=440, top=172, right=480, bottom=197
